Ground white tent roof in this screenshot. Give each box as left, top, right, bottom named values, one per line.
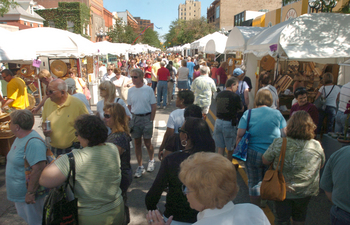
left=12, top=27, right=97, bottom=58
left=182, top=43, right=191, bottom=50
left=203, top=32, right=228, bottom=54
left=245, top=19, right=294, bottom=58
left=0, top=27, right=36, bottom=63
left=191, top=32, right=225, bottom=52
left=280, top=13, right=350, bottom=64
left=225, top=26, right=266, bottom=52
left=94, top=41, right=129, bottom=55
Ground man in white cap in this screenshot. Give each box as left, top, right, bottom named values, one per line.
left=64, top=78, right=93, bottom=114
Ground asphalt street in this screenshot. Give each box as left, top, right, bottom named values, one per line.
left=0, top=94, right=333, bottom=225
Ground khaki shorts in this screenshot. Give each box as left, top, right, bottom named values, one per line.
left=129, top=114, right=153, bottom=139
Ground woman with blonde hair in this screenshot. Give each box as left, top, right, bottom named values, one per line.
left=104, top=103, right=132, bottom=224
left=216, top=61, right=228, bottom=87
left=236, top=89, right=286, bottom=207
left=69, top=68, right=86, bottom=94
left=146, top=152, right=270, bottom=225
left=96, top=81, right=131, bottom=125
left=263, top=111, right=325, bottom=225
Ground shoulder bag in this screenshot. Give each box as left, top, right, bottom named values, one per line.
left=24, top=137, right=56, bottom=198
left=42, top=152, right=79, bottom=225
left=260, top=137, right=287, bottom=201
left=232, top=109, right=252, bottom=161
left=314, top=85, right=335, bottom=110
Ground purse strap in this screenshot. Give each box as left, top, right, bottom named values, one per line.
left=275, top=137, right=287, bottom=172
left=246, top=109, right=252, bottom=131
left=66, top=152, right=76, bottom=194
left=325, top=85, right=335, bottom=99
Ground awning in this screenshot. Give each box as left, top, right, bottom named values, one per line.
left=204, top=32, right=228, bottom=54
left=225, top=26, right=266, bottom=52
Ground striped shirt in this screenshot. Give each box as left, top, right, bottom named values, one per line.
left=55, top=143, right=122, bottom=216
left=338, top=82, right=350, bottom=112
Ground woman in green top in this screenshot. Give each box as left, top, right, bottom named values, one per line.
left=262, top=111, right=325, bottom=225
left=40, top=115, right=124, bottom=225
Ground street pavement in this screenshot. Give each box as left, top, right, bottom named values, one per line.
left=0, top=93, right=333, bottom=225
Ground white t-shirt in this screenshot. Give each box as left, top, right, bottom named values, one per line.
left=167, top=108, right=185, bottom=133
left=99, top=66, right=107, bottom=79
left=237, top=81, right=249, bottom=94
left=127, top=85, right=156, bottom=114
left=318, top=85, right=341, bottom=108
left=339, top=82, right=350, bottom=112
left=72, top=93, right=93, bottom=114
left=178, top=67, right=189, bottom=81
left=194, top=202, right=270, bottom=225
left=96, top=98, right=132, bottom=120
left=101, top=73, right=116, bottom=82
left=113, top=75, right=131, bottom=97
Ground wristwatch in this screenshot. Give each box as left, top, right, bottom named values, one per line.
left=27, top=191, right=35, bottom=195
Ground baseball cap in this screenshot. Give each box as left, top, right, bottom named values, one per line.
left=233, top=68, right=244, bottom=77
left=64, top=78, right=76, bottom=89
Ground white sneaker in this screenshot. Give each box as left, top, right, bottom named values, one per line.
left=147, top=160, right=155, bottom=172
left=157, top=105, right=161, bottom=109
left=163, top=106, right=166, bottom=109
left=134, top=166, right=145, bottom=178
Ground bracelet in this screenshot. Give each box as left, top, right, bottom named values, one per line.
left=27, top=191, right=35, bottom=195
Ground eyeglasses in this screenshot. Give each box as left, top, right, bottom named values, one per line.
left=181, top=185, right=193, bottom=195
left=178, top=128, right=188, bottom=134
left=131, top=76, right=139, bottom=79
left=75, top=131, right=78, bottom=137
left=104, top=113, right=111, bottom=119
left=47, top=89, right=59, bottom=95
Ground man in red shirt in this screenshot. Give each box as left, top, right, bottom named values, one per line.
left=157, top=61, right=170, bottom=109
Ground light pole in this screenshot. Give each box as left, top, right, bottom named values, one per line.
left=96, top=28, right=107, bottom=42
left=308, top=0, right=337, bottom=13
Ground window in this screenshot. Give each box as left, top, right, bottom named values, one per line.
left=215, top=6, right=220, bottom=19
left=194, top=3, right=196, bottom=6
left=181, top=13, right=183, bottom=15
left=185, top=12, right=186, bottom=15
left=67, top=21, right=74, bottom=32
left=24, top=22, right=27, bottom=25
left=194, top=10, right=196, bottom=12
left=194, top=14, right=196, bottom=17
left=189, top=13, right=191, bottom=16
left=185, top=17, right=186, bottom=20
left=30, top=23, right=33, bottom=27
left=189, top=7, right=191, bottom=10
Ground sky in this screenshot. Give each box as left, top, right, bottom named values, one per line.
left=103, top=0, right=216, bottom=42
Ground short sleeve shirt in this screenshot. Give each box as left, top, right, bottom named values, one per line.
left=167, top=109, right=185, bottom=133
left=263, top=138, right=325, bottom=198
left=318, top=85, right=341, bottom=108
left=238, top=107, right=287, bottom=153
left=7, top=77, right=29, bottom=109
left=216, top=90, right=242, bottom=121
left=6, top=131, right=46, bottom=202
left=178, top=67, right=189, bottom=81
left=191, top=75, right=217, bottom=108
left=127, top=85, right=156, bottom=114
left=338, top=82, right=350, bottom=112
left=217, top=67, right=227, bottom=85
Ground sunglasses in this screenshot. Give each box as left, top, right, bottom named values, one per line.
left=181, top=185, right=193, bottom=195
left=99, top=87, right=107, bottom=90
left=131, top=76, right=138, bottom=79
left=178, top=128, right=188, bottom=134
left=104, top=113, right=111, bottom=119
left=108, top=69, right=113, bottom=71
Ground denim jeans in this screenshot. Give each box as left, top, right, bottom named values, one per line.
left=317, top=106, right=337, bottom=133
left=157, top=81, right=168, bottom=107
left=330, top=205, right=350, bottom=225
left=335, top=111, right=350, bottom=133
left=188, top=77, right=192, bottom=90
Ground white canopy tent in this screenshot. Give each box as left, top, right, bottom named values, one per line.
left=0, top=27, right=36, bottom=63
left=204, top=33, right=228, bottom=54
left=225, top=26, right=266, bottom=52
left=12, top=27, right=97, bottom=58
left=190, top=32, right=224, bottom=53
left=280, top=13, right=350, bottom=64
left=94, top=41, right=129, bottom=56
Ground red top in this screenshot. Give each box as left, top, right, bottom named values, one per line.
left=157, top=67, right=170, bottom=81
left=290, top=102, right=319, bottom=126
left=217, top=67, right=227, bottom=85
left=211, top=67, right=218, bottom=79
left=193, top=71, right=201, bottom=80
left=144, top=66, right=152, bottom=79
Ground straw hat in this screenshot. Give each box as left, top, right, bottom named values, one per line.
left=51, top=60, right=67, bottom=77
left=19, top=64, right=35, bottom=77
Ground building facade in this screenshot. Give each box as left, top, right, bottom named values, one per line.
left=0, top=0, right=44, bottom=30
left=117, top=10, right=139, bottom=31
left=134, top=17, right=154, bottom=31
left=207, top=0, right=282, bottom=30
left=178, top=0, right=201, bottom=20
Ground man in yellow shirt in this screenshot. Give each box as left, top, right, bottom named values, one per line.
left=42, top=79, right=89, bottom=156
left=0, top=69, right=29, bottom=110
left=151, top=57, right=162, bottom=96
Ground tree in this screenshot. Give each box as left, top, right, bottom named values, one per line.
left=107, top=18, right=138, bottom=44
left=0, top=0, right=18, bottom=17
left=164, top=17, right=216, bottom=48
left=140, top=28, right=161, bottom=48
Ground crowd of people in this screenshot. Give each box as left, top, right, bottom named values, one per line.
left=1, top=52, right=350, bottom=225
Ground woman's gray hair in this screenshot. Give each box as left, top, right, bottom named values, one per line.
left=10, top=109, right=34, bottom=130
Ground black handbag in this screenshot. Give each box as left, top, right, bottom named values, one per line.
left=42, top=152, right=79, bottom=225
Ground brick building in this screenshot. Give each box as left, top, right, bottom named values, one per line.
left=0, top=0, right=44, bottom=30
left=207, top=0, right=282, bottom=30
left=117, top=10, right=139, bottom=32
left=34, top=0, right=104, bottom=42
left=178, top=0, right=201, bottom=20
left=134, top=17, right=154, bottom=31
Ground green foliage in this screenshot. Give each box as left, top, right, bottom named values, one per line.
left=164, top=17, right=216, bottom=47
left=35, top=2, right=91, bottom=39
left=338, top=0, right=350, bottom=13
left=0, top=0, right=18, bottom=17
left=107, top=18, right=161, bottom=47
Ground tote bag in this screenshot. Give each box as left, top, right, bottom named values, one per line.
left=232, top=109, right=252, bottom=161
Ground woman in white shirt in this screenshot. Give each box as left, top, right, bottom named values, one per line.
left=177, top=60, right=190, bottom=91
left=315, top=72, right=340, bottom=133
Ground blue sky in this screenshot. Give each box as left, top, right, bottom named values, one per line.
left=103, top=0, right=215, bottom=42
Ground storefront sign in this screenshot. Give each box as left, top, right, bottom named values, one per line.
left=285, top=8, right=297, bottom=21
